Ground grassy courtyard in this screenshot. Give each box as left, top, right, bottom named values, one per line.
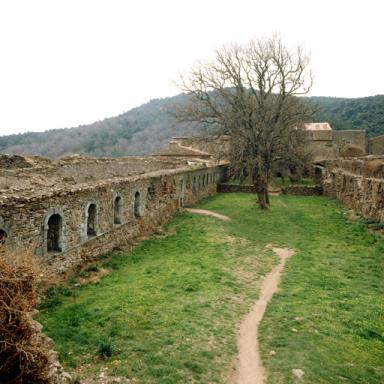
left=39, top=193, right=384, bottom=383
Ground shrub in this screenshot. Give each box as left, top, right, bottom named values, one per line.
left=368, top=223, right=384, bottom=230
left=364, top=159, right=384, bottom=178
left=97, top=340, right=114, bottom=359
left=339, top=144, right=365, bottom=158
left=84, top=264, right=99, bottom=273
left=0, top=251, right=70, bottom=383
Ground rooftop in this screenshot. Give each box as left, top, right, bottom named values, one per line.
left=0, top=154, right=221, bottom=203
left=304, top=122, right=332, bottom=131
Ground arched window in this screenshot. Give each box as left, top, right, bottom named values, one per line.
left=47, top=214, right=62, bottom=252
left=134, top=191, right=141, bottom=218
left=193, top=176, right=196, bottom=192
left=87, top=203, right=97, bottom=237
left=314, top=166, right=322, bottom=179
left=0, top=229, right=7, bottom=246
left=114, top=196, right=123, bottom=224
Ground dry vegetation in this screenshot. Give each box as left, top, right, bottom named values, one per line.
left=340, top=144, right=365, bottom=158
left=0, top=250, right=69, bottom=384
left=364, top=159, right=384, bottom=178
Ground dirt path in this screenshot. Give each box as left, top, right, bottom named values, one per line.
left=184, top=208, right=231, bottom=222
left=231, top=247, right=295, bottom=384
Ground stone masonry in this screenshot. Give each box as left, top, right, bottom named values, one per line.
left=0, top=154, right=227, bottom=276
left=315, top=156, right=384, bottom=223
left=1, top=127, right=383, bottom=280
left=169, top=124, right=383, bottom=161
left=162, top=131, right=384, bottom=223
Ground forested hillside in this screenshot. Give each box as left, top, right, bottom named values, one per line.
left=309, top=95, right=384, bottom=136
left=0, top=94, right=383, bottom=158
left=0, top=95, right=200, bottom=158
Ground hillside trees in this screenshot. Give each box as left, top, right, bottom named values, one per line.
left=0, top=94, right=383, bottom=159
left=309, top=95, right=384, bottom=135
left=176, top=35, right=313, bottom=208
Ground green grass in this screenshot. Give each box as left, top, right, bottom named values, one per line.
left=38, top=193, right=384, bottom=383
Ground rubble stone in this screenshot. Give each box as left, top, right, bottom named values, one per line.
left=0, top=154, right=228, bottom=277
left=316, top=156, right=384, bottom=223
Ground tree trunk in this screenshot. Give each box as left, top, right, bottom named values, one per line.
left=255, top=181, right=269, bottom=209
left=258, top=191, right=268, bottom=209
left=253, top=166, right=270, bottom=209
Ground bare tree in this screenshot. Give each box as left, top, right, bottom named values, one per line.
left=176, top=35, right=313, bottom=208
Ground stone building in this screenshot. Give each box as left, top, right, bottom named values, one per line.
left=0, top=154, right=227, bottom=276
left=303, top=122, right=372, bottom=159
left=163, top=123, right=382, bottom=161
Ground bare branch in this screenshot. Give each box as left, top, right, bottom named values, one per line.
left=174, top=35, right=313, bottom=208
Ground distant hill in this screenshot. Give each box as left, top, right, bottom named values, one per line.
left=0, top=93, right=383, bottom=158
left=0, top=94, right=200, bottom=158
left=308, top=95, right=384, bottom=136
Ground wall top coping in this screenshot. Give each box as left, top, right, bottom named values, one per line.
left=0, top=157, right=228, bottom=206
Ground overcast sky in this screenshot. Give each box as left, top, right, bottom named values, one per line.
left=0, top=0, right=383, bottom=136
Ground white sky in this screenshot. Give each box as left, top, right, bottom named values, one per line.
left=0, top=0, right=383, bottom=136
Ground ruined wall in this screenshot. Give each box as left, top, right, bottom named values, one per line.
left=172, top=130, right=371, bottom=161
left=306, top=139, right=339, bottom=160
left=369, top=135, right=384, bottom=155
left=0, top=158, right=225, bottom=276
left=172, top=136, right=231, bottom=160
left=217, top=184, right=255, bottom=193
left=316, top=156, right=384, bottom=222
left=306, top=130, right=369, bottom=160
left=281, top=185, right=323, bottom=196
left=332, top=130, right=368, bottom=153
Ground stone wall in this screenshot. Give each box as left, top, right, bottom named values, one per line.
left=333, top=130, right=368, bottom=153
left=281, top=185, right=323, bottom=196
left=369, top=135, right=384, bottom=155
left=316, top=156, right=384, bottom=222
left=172, top=130, right=372, bottom=162
left=306, top=138, right=339, bottom=160
left=0, top=158, right=225, bottom=276
left=172, top=136, right=231, bottom=160
left=217, top=183, right=255, bottom=193
left=306, top=130, right=369, bottom=160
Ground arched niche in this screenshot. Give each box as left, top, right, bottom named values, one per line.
left=134, top=191, right=141, bottom=218
left=113, top=195, right=123, bottom=224
left=47, top=214, right=63, bottom=252
left=42, top=209, right=65, bottom=254
left=0, top=228, right=7, bottom=247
